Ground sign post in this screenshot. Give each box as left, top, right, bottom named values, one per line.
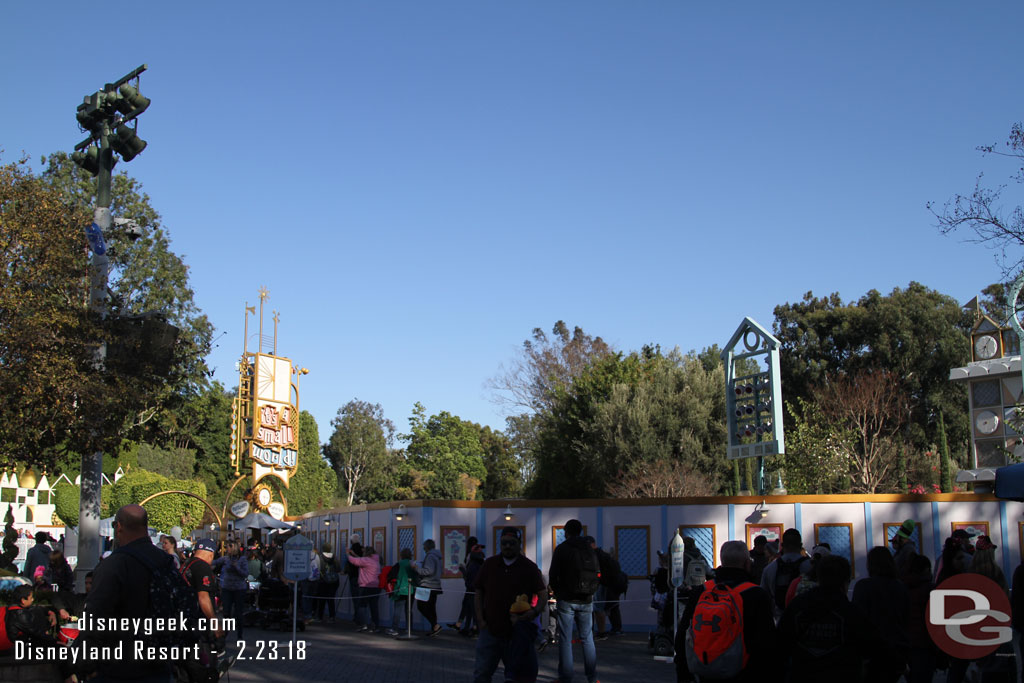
left=670, top=530, right=685, bottom=643
left=283, top=534, right=312, bottom=646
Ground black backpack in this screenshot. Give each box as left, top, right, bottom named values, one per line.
left=563, top=540, right=601, bottom=596
left=320, top=554, right=340, bottom=584
left=773, top=557, right=803, bottom=610
left=117, top=544, right=202, bottom=655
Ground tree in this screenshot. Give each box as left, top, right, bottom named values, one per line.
left=529, top=346, right=731, bottom=499
left=284, top=411, right=336, bottom=514
left=40, top=152, right=214, bottom=404
left=324, top=400, right=396, bottom=505
left=403, top=403, right=488, bottom=500
left=777, top=399, right=852, bottom=494
left=773, top=283, right=971, bottom=450
left=109, top=470, right=206, bottom=533
left=137, top=443, right=196, bottom=480
left=813, top=370, right=909, bottom=493
left=491, top=322, right=612, bottom=492
left=606, top=458, right=718, bottom=498
left=490, top=321, right=612, bottom=414
left=475, top=424, right=521, bottom=500
left=178, top=382, right=236, bottom=505
left=929, top=122, right=1024, bottom=276
left=0, top=160, right=151, bottom=471
left=938, top=412, right=954, bottom=493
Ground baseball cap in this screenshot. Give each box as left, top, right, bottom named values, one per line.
left=896, top=519, right=916, bottom=540
left=195, top=538, right=217, bottom=553
left=951, top=529, right=975, bottom=541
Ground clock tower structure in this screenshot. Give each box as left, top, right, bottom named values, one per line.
left=949, top=300, right=1023, bottom=468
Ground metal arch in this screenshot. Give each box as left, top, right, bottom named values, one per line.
left=1008, top=273, right=1024, bottom=389
left=137, top=490, right=223, bottom=530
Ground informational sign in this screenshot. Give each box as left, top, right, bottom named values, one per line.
left=230, top=501, right=250, bottom=519
left=283, top=534, right=312, bottom=581
left=669, top=531, right=685, bottom=588
left=267, top=502, right=285, bottom=520
left=441, top=526, right=468, bottom=578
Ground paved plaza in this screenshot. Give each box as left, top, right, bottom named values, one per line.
left=224, top=621, right=675, bottom=683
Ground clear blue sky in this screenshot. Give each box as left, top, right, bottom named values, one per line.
left=4, top=2, right=1024, bottom=441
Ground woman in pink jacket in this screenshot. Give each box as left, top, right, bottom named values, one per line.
left=348, top=545, right=382, bottom=632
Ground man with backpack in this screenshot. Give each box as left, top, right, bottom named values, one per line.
left=778, top=555, right=880, bottom=683
left=759, top=528, right=810, bottom=620
left=676, top=540, right=776, bottom=683
left=548, top=519, right=599, bottom=683
left=77, top=504, right=202, bottom=682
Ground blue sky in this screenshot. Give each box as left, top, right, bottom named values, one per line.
left=4, top=2, right=1024, bottom=440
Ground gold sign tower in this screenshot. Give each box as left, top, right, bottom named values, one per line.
left=231, top=288, right=303, bottom=514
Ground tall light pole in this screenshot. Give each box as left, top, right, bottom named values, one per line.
left=71, top=65, right=150, bottom=590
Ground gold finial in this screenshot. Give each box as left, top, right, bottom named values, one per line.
left=272, top=311, right=280, bottom=355
left=257, top=287, right=269, bottom=354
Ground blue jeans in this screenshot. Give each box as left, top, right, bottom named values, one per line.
left=555, top=600, right=597, bottom=683
left=473, top=622, right=538, bottom=682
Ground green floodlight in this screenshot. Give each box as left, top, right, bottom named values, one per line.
left=75, top=92, right=107, bottom=132
left=71, top=146, right=101, bottom=176
left=110, top=124, right=147, bottom=161
left=115, top=84, right=150, bottom=117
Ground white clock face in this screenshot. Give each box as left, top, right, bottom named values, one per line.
left=976, top=410, right=1000, bottom=435
left=975, top=335, right=999, bottom=360
left=257, top=488, right=272, bottom=507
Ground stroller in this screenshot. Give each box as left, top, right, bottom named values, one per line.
left=646, top=573, right=687, bottom=657
left=249, top=578, right=305, bottom=632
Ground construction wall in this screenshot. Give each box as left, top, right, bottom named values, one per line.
left=284, top=493, right=1024, bottom=631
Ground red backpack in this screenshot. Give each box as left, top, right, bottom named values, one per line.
left=0, top=605, right=22, bottom=652
left=684, top=580, right=756, bottom=680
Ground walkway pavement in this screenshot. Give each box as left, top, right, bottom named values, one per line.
left=223, top=621, right=676, bottom=682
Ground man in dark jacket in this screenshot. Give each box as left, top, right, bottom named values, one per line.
left=77, top=504, right=180, bottom=681
left=548, top=519, right=598, bottom=683
left=675, top=540, right=776, bottom=683
left=779, top=555, right=881, bottom=683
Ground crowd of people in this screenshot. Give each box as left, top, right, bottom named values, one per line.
left=666, top=520, right=1020, bottom=683
left=9, top=509, right=1022, bottom=682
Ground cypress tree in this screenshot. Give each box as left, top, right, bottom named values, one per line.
left=939, top=412, right=953, bottom=492
left=897, top=445, right=907, bottom=492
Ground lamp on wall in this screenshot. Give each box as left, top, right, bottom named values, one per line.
left=745, top=500, right=770, bottom=523
left=394, top=504, right=408, bottom=522
left=503, top=505, right=515, bottom=522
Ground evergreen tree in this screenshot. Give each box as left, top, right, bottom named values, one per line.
left=938, top=412, right=953, bottom=492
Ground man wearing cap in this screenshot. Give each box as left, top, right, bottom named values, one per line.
left=183, top=538, right=224, bottom=643
left=892, top=519, right=918, bottom=578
